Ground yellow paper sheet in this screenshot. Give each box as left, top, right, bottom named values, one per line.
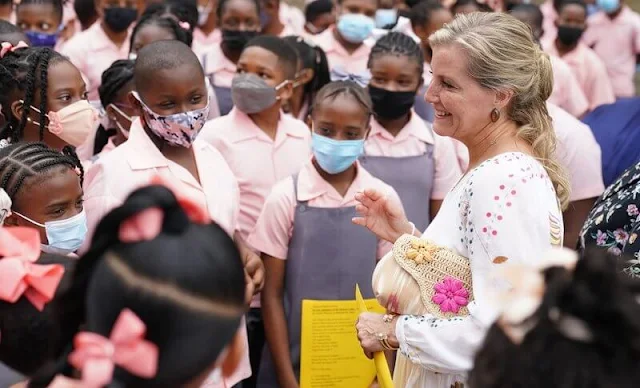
left=300, top=298, right=386, bottom=388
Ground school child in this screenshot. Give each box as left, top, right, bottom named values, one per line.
left=93, top=59, right=135, bottom=157
left=201, top=0, right=262, bottom=115
left=311, top=0, right=377, bottom=77
left=194, top=0, right=222, bottom=54
left=451, top=0, right=493, bottom=15
left=304, top=0, right=335, bottom=35
left=249, top=81, right=403, bottom=387
left=28, top=185, right=249, bottom=388
left=141, top=0, right=199, bottom=39
left=0, top=0, right=11, bottom=22
left=0, top=20, right=29, bottom=49
left=541, top=0, right=615, bottom=111
left=82, top=40, right=258, bottom=387
left=282, top=35, right=331, bottom=120
left=15, top=0, right=63, bottom=48
left=470, top=248, right=640, bottom=387
left=0, top=226, right=76, bottom=386
left=60, top=0, right=145, bottom=101
left=74, top=0, right=99, bottom=31
left=0, top=46, right=96, bottom=151
left=260, top=0, right=298, bottom=37
left=129, top=14, right=194, bottom=58
left=582, top=0, right=640, bottom=98
left=510, top=3, right=589, bottom=118
left=363, top=32, right=461, bottom=232
left=0, top=142, right=86, bottom=255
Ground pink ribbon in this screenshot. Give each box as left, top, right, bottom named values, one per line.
left=68, top=309, right=159, bottom=387
left=0, top=227, right=65, bottom=311
left=0, top=41, right=28, bottom=58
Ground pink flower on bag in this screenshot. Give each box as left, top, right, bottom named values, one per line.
left=47, top=111, right=63, bottom=135
left=432, top=277, right=469, bottom=313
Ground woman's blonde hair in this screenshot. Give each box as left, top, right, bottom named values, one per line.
left=429, top=12, right=570, bottom=209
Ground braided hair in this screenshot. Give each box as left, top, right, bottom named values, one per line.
left=367, top=31, right=424, bottom=77
left=283, top=36, right=331, bottom=111
left=0, top=142, right=84, bottom=207
left=0, top=46, right=67, bottom=142
left=141, top=1, right=199, bottom=33
left=311, top=80, right=373, bottom=125
left=130, top=13, right=194, bottom=50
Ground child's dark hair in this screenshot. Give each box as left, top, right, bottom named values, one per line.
left=217, top=0, right=261, bottom=20
left=73, top=0, right=98, bottom=30
left=368, top=32, right=424, bottom=77
left=0, top=142, right=84, bottom=205
left=510, top=3, right=544, bottom=31
left=244, top=35, right=298, bottom=80
left=94, top=60, right=135, bottom=155
left=0, top=251, right=75, bottom=375
left=470, top=247, right=640, bottom=388
left=16, top=0, right=64, bottom=24
left=557, top=0, right=587, bottom=14
left=451, top=0, right=493, bottom=13
left=304, top=0, right=333, bottom=24
left=0, top=19, right=28, bottom=40
left=409, top=0, right=445, bottom=29
left=283, top=36, right=330, bottom=107
left=0, top=47, right=67, bottom=142
left=312, top=80, right=373, bottom=123
left=29, top=185, right=247, bottom=387
left=130, top=13, right=194, bottom=49
left=141, top=0, right=199, bottom=33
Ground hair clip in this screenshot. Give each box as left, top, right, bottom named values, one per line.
left=179, top=21, right=191, bottom=30
left=0, top=41, right=28, bottom=59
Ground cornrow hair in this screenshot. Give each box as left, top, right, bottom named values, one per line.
left=130, top=13, right=194, bottom=50
left=368, top=31, right=424, bottom=77
left=311, top=80, right=373, bottom=123
left=95, top=60, right=134, bottom=155
left=142, top=1, right=199, bottom=33
left=0, top=142, right=84, bottom=206
left=0, top=47, right=67, bottom=142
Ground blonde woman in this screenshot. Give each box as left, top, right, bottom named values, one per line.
left=353, top=12, right=570, bottom=387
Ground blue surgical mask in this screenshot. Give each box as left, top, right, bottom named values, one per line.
left=337, top=13, right=375, bottom=44
left=312, top=132, right=364, bottom=174
left=25, top=30, right=59, bottom=48
left=375, top=8, right=397, bottom=28
left=15, top=210, right=88, bottom=254
left=596, top=0, right=620, bottom=13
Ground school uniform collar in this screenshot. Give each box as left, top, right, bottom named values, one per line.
left=297, top=158, right=371, bottom=204
left=369, top=111, right=435, bottom=145
left=225, top=107, right=308, bottom=144
left=89, top=22, right=131, bottom=52
left=203, top=44, right=236, bottom=74
left=124, top=118, right=208, bottom=171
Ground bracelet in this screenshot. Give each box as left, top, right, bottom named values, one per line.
left=376, top=333, right=399, bottom=350
left=408, top=221, right=416, bottom=236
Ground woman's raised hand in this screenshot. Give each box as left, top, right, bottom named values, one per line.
left=352, top=188, right=413, bottom=243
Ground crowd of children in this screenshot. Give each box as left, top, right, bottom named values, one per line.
left=0, top=0, right=638, bottom=386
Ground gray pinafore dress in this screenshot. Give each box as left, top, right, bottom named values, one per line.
left=205, top=70, right=233, bottom=116
left=360, top=138, right=435, bottom=232
left=257, top=174, right=378, bottom=387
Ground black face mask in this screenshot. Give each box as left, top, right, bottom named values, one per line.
left=222, top=29, right=259, bottom=52
left=556, top=25, right=584, bottom=46
left=104, top=7, right=138, bottom=33
left=368, top=85, right=416, bottom=120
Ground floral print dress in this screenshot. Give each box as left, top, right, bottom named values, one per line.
left=579, top=160, right=640, bottom=278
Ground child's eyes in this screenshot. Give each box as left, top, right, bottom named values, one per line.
left=59, top=94, right=71, bottom=102
left=76, top=199, right=84, bottom=209
left=190, top=95, right=204, bottom=104
left=39, top=23, right=52, bottom=30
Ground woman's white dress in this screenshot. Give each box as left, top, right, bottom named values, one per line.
left=373, top=152, right=564, bottom=387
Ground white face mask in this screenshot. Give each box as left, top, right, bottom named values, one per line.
left=109, top=104, right=133, bottom=139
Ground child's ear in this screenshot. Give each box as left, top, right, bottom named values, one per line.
left=297, top=68, right=314, bottom=86
left=278, top=80, right=295, bottom=102
left=10, top=101, right=25, bottom=123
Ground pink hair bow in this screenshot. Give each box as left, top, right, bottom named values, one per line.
left=0, top=41, right=28, bottom=58
left=0, top=227, right=65, bottom=311
left=68, top=309, right=159, bottom=387
left=179, top=21, right=191, bottom=30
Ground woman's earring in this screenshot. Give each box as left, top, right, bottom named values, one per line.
left=490, top=108, right=500, bottom=123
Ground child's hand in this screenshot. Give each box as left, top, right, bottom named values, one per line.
left=243, top=249, right=265, bottom=294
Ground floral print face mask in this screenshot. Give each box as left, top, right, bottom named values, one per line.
left=132, top=91, right=210, bottom=148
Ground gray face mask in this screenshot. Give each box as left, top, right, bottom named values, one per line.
left=231, top=73, right=289, bottom=114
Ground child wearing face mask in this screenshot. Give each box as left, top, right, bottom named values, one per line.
left=311, top=0, right=377, bottom=78
left=249, top=81, right=403, bottom=388
left=260, top=0, right=298, bottom=37
left=0, top=45, right=97, bottom=151
left=364, top=32, right=461, bottom=233
left=201, top=36, right=311, bottom=388
left=582, top=0, right=640, bottom=98
left=201, top=0, right=262, bottom=115
left=0, top=142, right=86, bottom=256
left=541, top=0, right=615, bottom=111
left=60, top=0, right=145, bottom=101
left=83, top=40, right=260, bottom=388
left=304, top=0, right=335, bottom=36
left=15, top=0, right=64, bottom=48
left=93, top=59, right=135, bottom=158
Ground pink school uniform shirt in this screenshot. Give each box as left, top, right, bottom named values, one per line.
left=549, top=54, right=589, bottom=117
left=582, top=6, right=640, bottom=97
left=201, top=44, right=237, bottom=88
left=60, top=23, right=130, bottom=101
left=192, top=28, right=222, bottom=58
left=280, top=3, right=305, bottom=35
left=82, top=119, right=251, bottom=388
left=312, top=27, right=372, bottom=75
left=540, top=0, right=558, bottom=43
left=247, top=159, right=402, bottom=261
left=365, top=113, right=462, bottom=200
left=200, top=107, right=312, bottom=243
left=543, top=41, right=616, bottom=111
